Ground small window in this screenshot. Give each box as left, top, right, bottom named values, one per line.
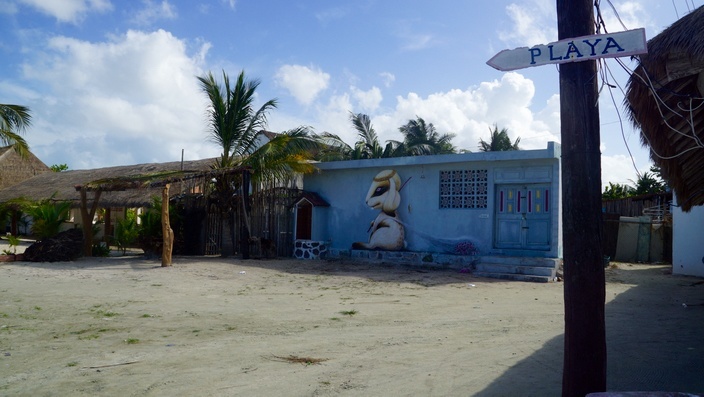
left=439, top=169, right=488, bottom=209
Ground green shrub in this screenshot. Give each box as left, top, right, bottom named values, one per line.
left=25, top=197, right=71, bottom=239
left=91, top=243, right=111, bottom=257
left=114, top=209, right=138, bottom=255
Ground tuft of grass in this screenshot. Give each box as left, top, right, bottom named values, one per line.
left=330, top=317, right=341, bottom=321
left=67, top=361, right=79, bottom=367
left=34, top=306, right=42, bottom=311
left=339, top=310, right=358, bottom=316
left=125, top=338, right=140, bottom=344
left=271, top=355, right=328, bottom=366
left=141, top=314, right=152, bottom=318
left=95, top=310, right=120, bottom=318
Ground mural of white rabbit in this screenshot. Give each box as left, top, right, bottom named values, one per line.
left=352, top=169, right=405, bottom=250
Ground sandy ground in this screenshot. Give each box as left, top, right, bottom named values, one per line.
left=0, top=249, right=702, bottom=396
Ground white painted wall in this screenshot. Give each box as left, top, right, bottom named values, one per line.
left=672, top=195, right=704, bottom=277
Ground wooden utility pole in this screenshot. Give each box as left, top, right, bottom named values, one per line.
left=557, top=0, right=607, bottom=395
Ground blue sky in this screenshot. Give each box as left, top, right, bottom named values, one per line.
left=0, top=0, right=700, bottom=188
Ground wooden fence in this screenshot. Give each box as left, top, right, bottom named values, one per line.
left=601, top=192, right=672, bottom=262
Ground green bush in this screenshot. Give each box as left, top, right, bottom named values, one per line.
left=25, top=197, right=71, bottom=239
left=114, top=209, right=139, bottom=255
left=92, top=243, right=111, bottom=257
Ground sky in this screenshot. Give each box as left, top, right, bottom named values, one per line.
left=0, top=0, right=701, bottom=188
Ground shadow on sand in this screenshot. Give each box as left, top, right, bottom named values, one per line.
left=475, top=264, right=704, bottom=396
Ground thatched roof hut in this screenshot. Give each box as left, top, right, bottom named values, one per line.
left=625, top=5, right=704, bottom=212
left=0, top=146, right=51, bottom=190
left=0, top=157, right=221, bottom=208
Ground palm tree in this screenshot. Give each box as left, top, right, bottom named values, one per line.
left=349, top=112, right=397, bottom=159
left=198, top=70, right=321, bottom=257
left=602, top=182, right=634, bottom=200
left=478, top=125, right=520, bottom=152
left=392, top=117, right=456, bottom=156
left=630, top=171, right=666, bottom=196
left=0, top=104, right=31, bottom=158
left=314, top=113, right=396, bottom=161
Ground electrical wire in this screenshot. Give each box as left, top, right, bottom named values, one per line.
left=593, top=0, right=704, bottom=166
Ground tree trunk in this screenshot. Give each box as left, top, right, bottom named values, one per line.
left=557, top=0, right=607, bottom=396
left=161, top=184, right=174, bottom=267
left=79, top=188, right=102, bottom=257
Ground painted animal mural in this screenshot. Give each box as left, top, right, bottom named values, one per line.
left=352, top=169, right=405, bottom=250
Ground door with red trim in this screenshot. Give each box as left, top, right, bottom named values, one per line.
left=495, top=184, right=551, bottom=250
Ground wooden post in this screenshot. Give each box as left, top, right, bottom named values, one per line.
left=103, top=208, right=112, bottom=245
left=557, top=0, right=607, bottom=396
left=240, top=169, right=251, bottom=260
left=161, top=184, right=174, bottom=267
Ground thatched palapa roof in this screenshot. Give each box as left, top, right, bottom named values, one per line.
left=0, top=146, right=51, bottom=190
left=625, top=5, right=704, bottom=211
left=0, top=157, right=225, bottom=208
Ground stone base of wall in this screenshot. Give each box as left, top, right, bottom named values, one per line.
left=293, top=240, right=328, bottom=260
left=327, top=248, right=478, bottom=270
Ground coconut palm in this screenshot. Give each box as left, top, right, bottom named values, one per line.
left=630, top=171, right=666, bottom=196
left=313, top=113, right=394, bottom=161
left=198, top=70, right=322, bottom=257
left=0, top=104, right=31, bottom=158
left=392, top=117, right=456, bottom=156
left=349, top=112, right=397, bottom=159
left=478, top=125, right=520, bottom=152
left=602, top=182, right=634, bottom=200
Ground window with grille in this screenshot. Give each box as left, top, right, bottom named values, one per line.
left=439, top=169, right=488, bottom=209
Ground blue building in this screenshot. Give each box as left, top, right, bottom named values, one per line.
left=294, top=142, right=563, bottom=281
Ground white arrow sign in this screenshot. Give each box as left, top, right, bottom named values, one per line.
left=487, top=28, right=647, bottom=71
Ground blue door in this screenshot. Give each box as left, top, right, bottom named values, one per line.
left=495, top=184, right=551, bottom=250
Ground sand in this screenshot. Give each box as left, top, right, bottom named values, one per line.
left=0, top=253, right=702, bottom=396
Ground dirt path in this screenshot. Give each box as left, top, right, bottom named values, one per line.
left=1, top=257, right=702, bottom=396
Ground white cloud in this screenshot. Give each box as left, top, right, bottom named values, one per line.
left=315, top=6, right=350, bottom=24
left=379, top=72, right=395, bottom=88
left=600, top=153, right=644, bottom=188
left=132, top=0, right=177, bottom=26
left=499, top=0, right=556, bottom=46
left=274, top=64, right=330, bottom=106
left=20, top=29, right=219, bottom=169
left=351, top=86, right=382, bottom=112
left=371, top=72, right=558, bottom=152
left=18, top=0, right=112, bottom=23
left=297, top=72, right=560, bottom=154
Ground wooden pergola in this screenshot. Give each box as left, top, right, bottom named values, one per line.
left=76, top=167, right=251, bottom=266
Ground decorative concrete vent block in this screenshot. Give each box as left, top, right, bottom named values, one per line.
left=293, top=240, right=328, bottom=259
